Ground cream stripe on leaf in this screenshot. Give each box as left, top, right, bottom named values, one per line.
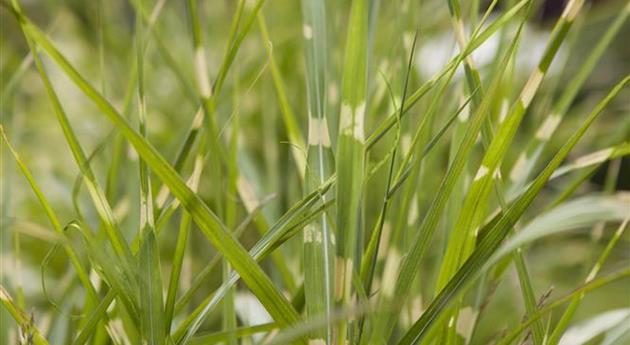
left=194, top=47, right=212, bottom=98
left=520, top=68, right=544, bottom=107
left=535, top=113, right=562, bottom=140
left=308, top=116, right=332, bottom=147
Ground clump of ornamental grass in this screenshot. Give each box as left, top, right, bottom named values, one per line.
left=1, top=0, right=629, bottom=344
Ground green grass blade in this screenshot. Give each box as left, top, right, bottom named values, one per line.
left=301, top=0, right=335, bottom=342
left=164, top=211, right=192, bottom=332
left=134, top=2, right=166, bottom=342
left=336, top=0, right=369, bottom=341
left=222, top=53, right=241, bottom=345
left=138, top=231, right=165, bottom=344
left=257, top=13, right=307, bottom=179
left=72, top=291, right=116, bottom=345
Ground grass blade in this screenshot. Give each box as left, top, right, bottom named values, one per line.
left=300, top=0, right=335, bottom=343
left=257, top=13, right=307, bottom=179
left=134, top=2, right=165, bottom=342
left=335, top=0, right=369, bottom=340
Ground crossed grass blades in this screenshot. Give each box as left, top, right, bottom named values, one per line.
left=1, top=0, right=629, bottom=344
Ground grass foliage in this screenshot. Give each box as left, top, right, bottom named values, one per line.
left=1, top=0, right=629, bottom=344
